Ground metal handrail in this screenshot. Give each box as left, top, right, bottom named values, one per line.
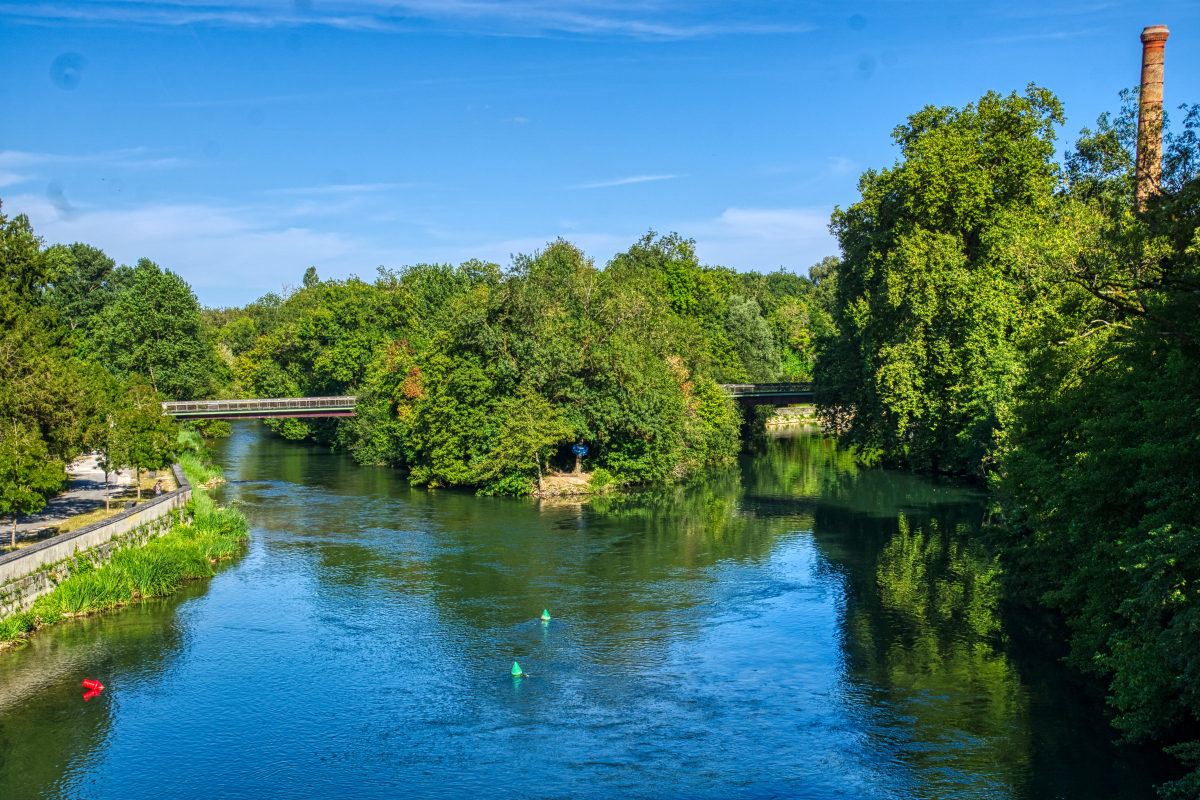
left=718, top=383, right=813, bottom=395
left=162, top=396, right=357, bottom=414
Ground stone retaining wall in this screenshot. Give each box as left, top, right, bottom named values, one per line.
left=0, top=464, right=192, bottom=619
left=766, top=406, right=817, bottom=425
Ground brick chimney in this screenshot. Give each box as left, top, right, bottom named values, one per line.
left=1136, top=25, right=1169, bottom=208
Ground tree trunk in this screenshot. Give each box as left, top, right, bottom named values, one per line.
left=574, top=451, right=582, bottom=475
left=104, top=467, right=110, bottom=511
left=11, top=515, right=15, bottom=549
left=136, top=467, right=141, bottom=502
left=534, top=452, right=544, bottom=492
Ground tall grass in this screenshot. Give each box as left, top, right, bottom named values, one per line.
left=1, top=436, right=248, bottom=644
left=179, top=428, right=225, bottom=487
left=178, top=428, right=204, bottom=453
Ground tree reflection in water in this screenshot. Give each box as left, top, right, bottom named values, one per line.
left=853, top=515, right=1031, bottom=798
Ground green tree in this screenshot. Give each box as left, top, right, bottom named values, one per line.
left=0, top=422, right=63, bottom=548
left=724, top=296, right=778, bottom=382
left=475, top=385, right=573, bottom=494
left=89, top=258, right=221, bottom=400
left=993, top=96, right=1200, bottom=796
left=0, top=206, right=53, bottom=301
left=816, top=85, right=1066, bottom=473
left=119, top=380, right=178, bottom=501
left=45, top=242, right=117, bottom=334
left=227, top=237, right=750, bottom=493
left=769, top=298, right=814, bottom=381
left=0, top=204, right=108, bottom=464
left=84, top=369, right=127, bottom=512
left=807, top=255, right=839, bottom=326
left=606, top=232, right=743, bottom=382
left=94, top=410, right=127, bottom=512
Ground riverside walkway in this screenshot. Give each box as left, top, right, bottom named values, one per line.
left=7, top=456, right=136, bottom=544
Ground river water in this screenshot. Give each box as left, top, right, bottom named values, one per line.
left=0, top=424, right=1178, bottom=799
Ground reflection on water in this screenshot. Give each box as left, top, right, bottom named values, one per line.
left=0, top=425, right=1178, bottom=798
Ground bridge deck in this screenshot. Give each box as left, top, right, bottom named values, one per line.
left=163, top=385, right=807, bottom=420
left=162, top=396, right=357, bottom=420
left=720, top=383, right=816, bottom=402
left=719, top=383, right=813, bottom=405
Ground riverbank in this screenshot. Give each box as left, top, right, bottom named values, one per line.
left=0, top=455, right=248, bottom=649
left=766, top=406, right=818, bottom=426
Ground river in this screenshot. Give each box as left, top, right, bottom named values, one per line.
left=0, top=423, right=1179, bottom=798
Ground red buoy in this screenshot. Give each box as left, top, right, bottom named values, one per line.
left=82, top=688, right=102, bottom=702
left=82, top=679, right=104, bottom=691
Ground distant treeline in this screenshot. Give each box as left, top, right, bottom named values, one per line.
left=1, top=205, right=844, bottom=517
left=206, top=235, right=838, bottom=493
left=813, top=84, right=1200, bottom=797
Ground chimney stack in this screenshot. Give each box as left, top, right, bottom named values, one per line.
left=1136, top=25, right=1170, bottom=208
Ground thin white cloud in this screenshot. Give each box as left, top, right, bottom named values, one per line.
left=503, top=117, right=529, bottom=124
left=0, top=148, right=188, bottom=170
left=0, top=172, right=32, bottom=187
left=0, top=2, right=393, bottom=31
left=0, top=1, right=815, bottom=39
left=679, top=207, right=838, bottom=273
left=4, top=192, right=371, bottom=302
left=579, top=174, right=682, bottom=189
left=2, top=185, right=840, bottom=308
left=261, top=183, right=418, bottom=195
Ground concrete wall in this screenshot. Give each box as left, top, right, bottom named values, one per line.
left=0, top=464, right=193, bottom=619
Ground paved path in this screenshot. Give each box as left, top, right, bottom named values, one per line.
left=7, top=456, right=134, bottom=542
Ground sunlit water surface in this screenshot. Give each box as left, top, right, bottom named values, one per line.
left=0, top=424, right=1179, bottom=798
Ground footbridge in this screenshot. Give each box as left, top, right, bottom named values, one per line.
left=162, top=384, right=811, bottom=421
left=161, top=396, right=357, bottom=420
left=719, top=383, right=813, bottom=405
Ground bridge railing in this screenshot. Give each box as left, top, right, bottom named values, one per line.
left=719, top=383, right=813, bottom=396
left=162, top=396, right=357, bottom=417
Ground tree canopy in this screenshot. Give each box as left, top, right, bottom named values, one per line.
left=0, top=205, right=183, bottom=536
left=818, top=83, right=1200, bottom=796
left=228, top=238, right=820, bottom=491
left=816, top=85, right=1067, bottom=473
left=89, top=258, right=222, bottom=401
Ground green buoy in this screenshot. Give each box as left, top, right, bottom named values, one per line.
left=541, top=609, right=551, bottom=622
left=511, top=661, right=523, bottom=677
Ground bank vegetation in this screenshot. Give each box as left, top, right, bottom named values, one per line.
left=0, top=437, right=248, bottom=645
left=814, top=84, right=1200, bottom=797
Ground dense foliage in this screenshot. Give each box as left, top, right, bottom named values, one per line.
left=0, top=204, right=210, bottom=538
left=219, top=235, right=828, bottom=494
left=819, top=84, right=1200, bottom=794
left=997, top=99, right=1200, bottom=798
left=1, top=190, right=831, bottom=527
left=815, top=85, right=1067, bottom=473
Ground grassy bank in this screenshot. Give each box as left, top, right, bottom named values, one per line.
left=178, top=429, right=225, bottom=486
left=0, top=439, right=248, bottom=644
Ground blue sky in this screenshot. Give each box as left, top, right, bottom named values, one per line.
left=3, top=1, right=1199, bottom=307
